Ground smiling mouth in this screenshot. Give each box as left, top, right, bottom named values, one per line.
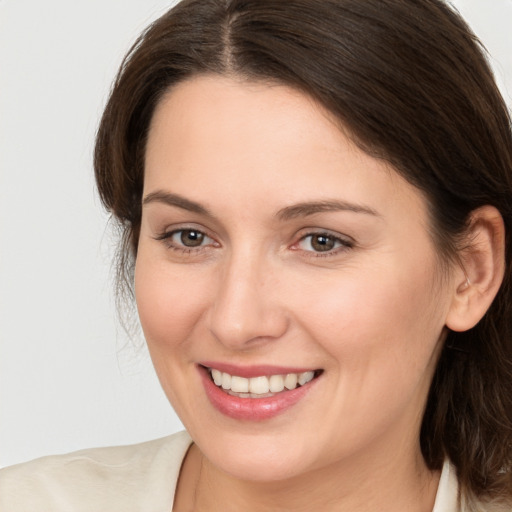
left=205, top=367, right=323, bottom=398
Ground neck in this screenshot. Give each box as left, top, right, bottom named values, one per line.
left=176, top=437, right=441, bottom=512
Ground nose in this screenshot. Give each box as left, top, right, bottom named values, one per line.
left=207, top=250, right=289, bottom=349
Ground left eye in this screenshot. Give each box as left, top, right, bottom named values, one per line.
left=298, top=233, right=348, bottom=253
left=170, top=229, right=213, bottom=248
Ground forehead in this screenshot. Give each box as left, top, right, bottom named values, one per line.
left=146, top=75, right=343, bottom=165
left=144, top=74, right=428, bottom=228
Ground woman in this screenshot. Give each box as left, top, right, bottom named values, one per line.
left=1, top=0, right=511, bottom=510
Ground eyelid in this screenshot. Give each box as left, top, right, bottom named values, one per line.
left=154, top=222, right=213, bottom=239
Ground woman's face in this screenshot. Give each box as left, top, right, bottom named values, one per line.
left=136, top=75, right=455, bottom=481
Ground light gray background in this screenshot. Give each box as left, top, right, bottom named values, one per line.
left=1, top=0, right=511, bottom=468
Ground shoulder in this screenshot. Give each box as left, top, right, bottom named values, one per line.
left=434, top=461, right=512, bottom=512
left=0, top=430, right=192, bottom=512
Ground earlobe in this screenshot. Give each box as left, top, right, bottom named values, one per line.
left=445, top=206, right=505, bottom=333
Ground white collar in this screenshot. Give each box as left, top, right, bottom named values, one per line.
left=432, top=460, right=459, bottom=512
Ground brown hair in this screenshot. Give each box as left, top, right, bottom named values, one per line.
left=94, top=0, right=512, bottom=504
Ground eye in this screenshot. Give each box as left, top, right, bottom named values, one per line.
left=156, top=228, right=216, bottom=251
left=172, top=229, right=209, bottom=247
left=297, top=233, right=352, bottom=253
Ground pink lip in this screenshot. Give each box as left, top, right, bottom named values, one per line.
left=198, top=365, right=319, bottom=421
left=199, top=361, right=316, bottom=378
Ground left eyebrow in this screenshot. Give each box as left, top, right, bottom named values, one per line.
left=276, top=200, right=380, bottom=221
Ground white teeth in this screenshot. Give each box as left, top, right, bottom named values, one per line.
left=298, top=371, right=315, bottom=386
left=231, top=375, right=250, bottom=393
left=211, top=369, right=222, bottom=386
left=249, top=376, right=270, bottom=394
left=269, top=375, right=285, bottom=392
left=209, top=368, right=317, bottom=396
left=284, top=373, right=298, bottom=390
left=221, top=372, right=231, bottom=390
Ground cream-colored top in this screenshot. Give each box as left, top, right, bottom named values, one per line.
left=0, top=430, right=468, bottom=511
left=0, top=431, right=192, bottom=511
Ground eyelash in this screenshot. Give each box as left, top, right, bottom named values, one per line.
left=155, top=229, right=354, bottom=257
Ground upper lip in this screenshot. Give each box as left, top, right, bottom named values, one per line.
left=199, top=361, right=320, bottom=378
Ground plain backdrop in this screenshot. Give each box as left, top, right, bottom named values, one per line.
left=1, top=0, right=511, bottom=468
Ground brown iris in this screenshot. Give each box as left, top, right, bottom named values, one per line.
left=180, top=230, right=205, bottom=247
left=310, top=234, right=336, bottom=252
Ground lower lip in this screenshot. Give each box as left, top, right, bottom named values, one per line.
left=198, top=366, right=318, bottom=421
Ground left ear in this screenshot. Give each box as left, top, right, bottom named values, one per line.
left=445, top=205, right=506, bottom=332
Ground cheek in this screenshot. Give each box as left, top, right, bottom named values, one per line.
left=133, top=255, right=214, bottom=420
left=134, top=255, right=208, bottom=355
left=298, top=254, right=447, bottom=384
left=289, top=260, right=448, bottom=453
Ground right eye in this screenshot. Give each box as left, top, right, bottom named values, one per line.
left=171, top=229, right=209, bottom=247
left=156, top=228, right=217, bottom=252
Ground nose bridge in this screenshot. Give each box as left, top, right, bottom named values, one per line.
left=208, top=243, right=288, bottom=348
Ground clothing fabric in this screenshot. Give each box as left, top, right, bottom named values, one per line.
left=0, top=430, right=484, bottom=511
left=0, top=431, right=192, bottom=512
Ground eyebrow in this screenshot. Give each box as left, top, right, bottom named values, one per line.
left=142, top=190, right=379, bottom=220
left=276, top=200, right=380, bottom=220
left=142, top=191, right=214, bottom=217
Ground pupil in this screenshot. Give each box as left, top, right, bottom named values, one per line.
left=312, top=235, right=334, bottom=252
left=181, top=230, right=204, bottom=247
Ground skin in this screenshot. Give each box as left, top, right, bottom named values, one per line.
left=135, top=75, right=461, bottom=511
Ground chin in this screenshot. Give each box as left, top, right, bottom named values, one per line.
left=215, top=452, right=309, bottom=483
left=194, top=428, right=319, bottom=482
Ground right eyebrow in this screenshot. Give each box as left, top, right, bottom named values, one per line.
left=142, top=190, right=213, bottom=217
